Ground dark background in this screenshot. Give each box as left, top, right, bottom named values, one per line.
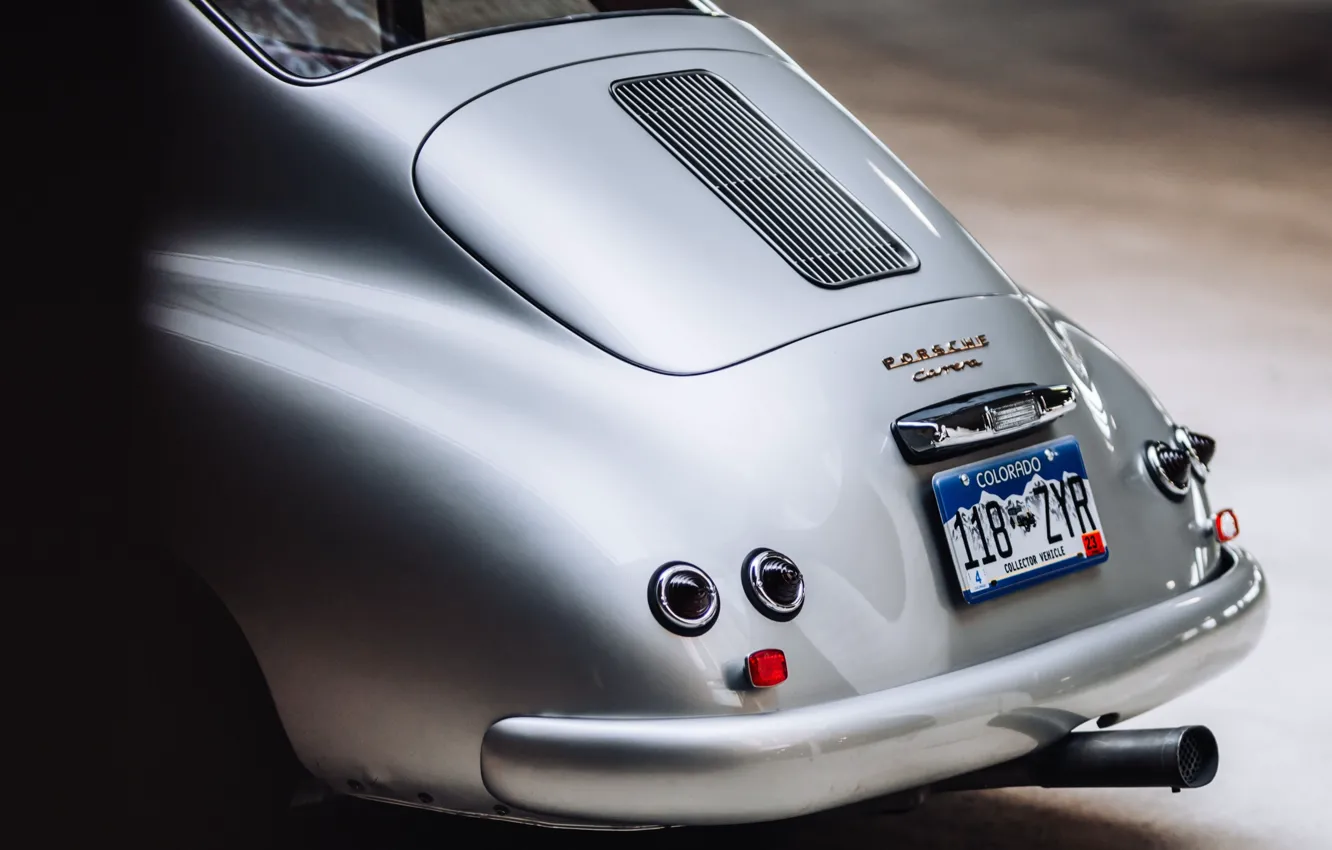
left=6, top=0, right=159, bottom=842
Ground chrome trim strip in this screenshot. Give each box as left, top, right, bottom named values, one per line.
left=894, top=384, right=1077, bottom=460
left=188, top=0, right=723, bottom=86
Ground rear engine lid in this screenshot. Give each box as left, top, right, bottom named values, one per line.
left=414, top=49, right=1020, bottom=374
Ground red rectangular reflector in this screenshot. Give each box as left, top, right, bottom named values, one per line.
left=747, top=649, right=788, bottom=688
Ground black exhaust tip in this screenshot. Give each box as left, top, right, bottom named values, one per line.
left=1175, top=726, right=1219, bottom=788
left=936, top=725, right=1220, bottom=792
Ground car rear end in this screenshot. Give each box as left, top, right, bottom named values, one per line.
left=152, top=0, right=1269, bottom=828
left=400, top=11, right=1267, bottom=823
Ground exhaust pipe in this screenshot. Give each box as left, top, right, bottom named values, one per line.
left=935, top=726, right=1220, bottom=792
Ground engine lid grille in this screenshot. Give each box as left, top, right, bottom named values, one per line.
left=611, top=70, right=920, bottom=288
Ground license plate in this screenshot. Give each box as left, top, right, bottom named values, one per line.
left=932, top=436, right=1109, bottom=604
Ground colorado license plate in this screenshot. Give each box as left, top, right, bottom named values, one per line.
left=932, top=436, right=1109, bottom=604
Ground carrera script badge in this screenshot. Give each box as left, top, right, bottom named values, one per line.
left=883, top=334, right=988, bottom=382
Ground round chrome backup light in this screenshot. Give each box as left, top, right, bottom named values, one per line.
left=743, top=549, right=805, bottom=621
left=648, top=563, right=719, bottom=636
left=1146, top=440, right=1192, bottom=500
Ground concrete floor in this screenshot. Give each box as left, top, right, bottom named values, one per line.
left=285, top=3, right=1332, bottom=846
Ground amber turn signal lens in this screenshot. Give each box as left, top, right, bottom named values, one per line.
left=746, top=649, right=788, bottom=688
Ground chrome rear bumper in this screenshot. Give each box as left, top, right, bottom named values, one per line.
left=480, top=546, right=1267, bottom=826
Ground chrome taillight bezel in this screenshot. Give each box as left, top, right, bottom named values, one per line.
left=743, top=549, right=805, bottom=621
left=648, top=562, right=720, bottom=636
left=1146, top=441, right=1192, bottom=500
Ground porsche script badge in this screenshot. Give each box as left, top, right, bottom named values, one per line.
left=883, top=335, right=988, bottom=382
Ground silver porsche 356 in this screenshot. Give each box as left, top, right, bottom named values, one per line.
left=139, top=0, right=1269, bottom=833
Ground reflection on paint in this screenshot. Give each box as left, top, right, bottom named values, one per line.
left=1021, top=294, right=1114, bottom=449
left=869, top=162, right=940, bottom=237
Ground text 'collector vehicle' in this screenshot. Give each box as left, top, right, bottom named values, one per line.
left=138, top=0, right=1269, bottom=835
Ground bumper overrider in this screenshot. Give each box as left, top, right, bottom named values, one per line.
left=480, top=546, right=1267, bottom=826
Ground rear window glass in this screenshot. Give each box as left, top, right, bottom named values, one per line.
left=209, top=1, right=713, bottom=78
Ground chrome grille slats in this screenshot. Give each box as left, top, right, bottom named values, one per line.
left=672, top=74, right=874, bottom=279
left=678, top=74, right=897, bottom=273
left=612, top=70, right=919, bottom=287
left=621, top=74, right=868, bottom=282
left=657, top=73, right=861, bottom=274
left=617, top=81, right=848, bottom=282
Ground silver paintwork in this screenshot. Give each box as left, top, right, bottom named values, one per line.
left=413, top=46, right=1019, bottom=373
left=896, top=384, right=1078, bottom=458
left=138, top=0, right=1268, bottom=828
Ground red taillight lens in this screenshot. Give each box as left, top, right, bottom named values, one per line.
left=1214, top=508, right=1240, bottom=542
left=746, top=649, right=788, bottom=688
